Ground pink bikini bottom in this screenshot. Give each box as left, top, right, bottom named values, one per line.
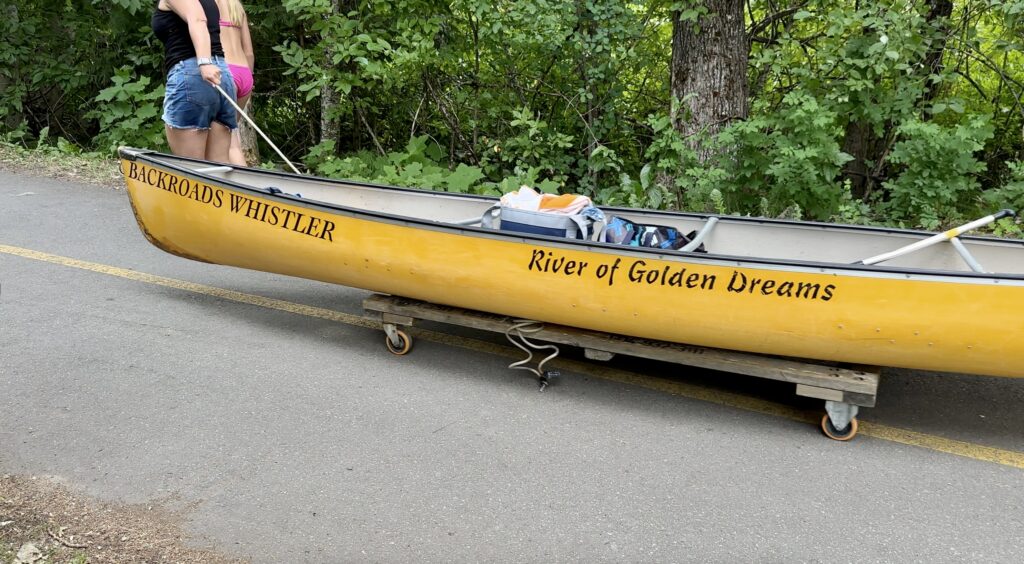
left=228, top=64, right=254, bottom=98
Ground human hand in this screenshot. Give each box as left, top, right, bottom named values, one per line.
left=199, top=63, right=221, bottom=86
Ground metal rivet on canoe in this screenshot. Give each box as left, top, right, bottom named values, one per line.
left=837, top=324, right=843, bottom=329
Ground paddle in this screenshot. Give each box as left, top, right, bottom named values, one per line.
left=856, top=209, right=1016, bottom=266
left=214, top=83, right=303, bottom=175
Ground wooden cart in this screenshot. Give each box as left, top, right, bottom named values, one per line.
left=364, top=294, right=880, bottom=441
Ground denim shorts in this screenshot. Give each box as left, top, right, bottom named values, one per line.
left=162, top=57, right=238, bottom=130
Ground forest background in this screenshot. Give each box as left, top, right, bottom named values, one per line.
left=3, top=0, right=1024, bottom=232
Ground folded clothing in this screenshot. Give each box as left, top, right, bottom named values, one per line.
left=500, top=186, right=591, bottom=215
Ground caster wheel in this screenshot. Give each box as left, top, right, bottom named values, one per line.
left=821, top=414, right=858, bottom=441
left=385, top=330, right=412, bottom=355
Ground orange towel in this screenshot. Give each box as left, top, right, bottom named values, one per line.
left=539, top=193, right=591, bottom=214
left=500, top=186, right=592, bottom=214
left=538, top=194, right=580, bottom=209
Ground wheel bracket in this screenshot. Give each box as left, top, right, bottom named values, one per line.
left=383, top=323, right=403, bottom=348
left=825, top=400, right=859, bottom=432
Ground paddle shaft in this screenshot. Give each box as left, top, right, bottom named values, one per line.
left=213, top=83, right=302, bottom=175
left=859, top=209, right=1016, bottom=266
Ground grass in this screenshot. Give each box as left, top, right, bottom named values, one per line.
left=0, top=142, right=122, bottom=188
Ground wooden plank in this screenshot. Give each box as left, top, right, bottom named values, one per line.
left=841, top=390, right=877, bottom=408
left=584, top=348, right=616, bottom=361
left=363, top=294, right=880, bottom=405
left=381, top=313, right=415, bottom=325
left=795, top=384, right=844, bottom=402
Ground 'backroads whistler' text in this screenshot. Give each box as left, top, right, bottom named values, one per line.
left=127, top=162, right=335, bottom=241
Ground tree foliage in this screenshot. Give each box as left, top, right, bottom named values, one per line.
left=4, top=0, right=1024, bottom=230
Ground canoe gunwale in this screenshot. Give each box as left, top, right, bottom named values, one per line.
left=120, top=148, right=1024, bottom=284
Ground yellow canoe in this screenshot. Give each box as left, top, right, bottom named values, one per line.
left=119, top=148, right=1024, bottom=378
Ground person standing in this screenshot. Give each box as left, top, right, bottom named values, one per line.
left=152, top=0, right=237, bottom=163
left=216, top=0, right=255, bottom=166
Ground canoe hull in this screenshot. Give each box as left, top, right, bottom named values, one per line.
left=120, top=157, right=1024, bottom=378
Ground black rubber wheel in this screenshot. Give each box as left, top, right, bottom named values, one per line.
left=385, top=330, right=412, bottom=355
left=821, top=414, right=858, bottom=441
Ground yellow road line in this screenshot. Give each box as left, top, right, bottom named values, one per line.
left=0, top=243, right=378, bottom=329
left=3, top=243, right=1023, bottom=469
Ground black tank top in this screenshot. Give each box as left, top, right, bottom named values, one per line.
left=152, top=0, right=224, bottom=72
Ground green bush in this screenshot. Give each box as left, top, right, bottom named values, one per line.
left=881, top=116, right=994, bottom=229
left=714, top=91, right=852, bottom=220
left=85, top=67, right=166, bottom=155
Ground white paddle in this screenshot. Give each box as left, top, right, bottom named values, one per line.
left=857, top=209, right=1016, bottom=266
left=213, top=83, right=302, bottom=175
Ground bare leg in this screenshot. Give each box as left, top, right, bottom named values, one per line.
left=237, top=94, right=250, bottom=120
left=227, top=94, right=251, bottom=166
left=165, top=125, right=209, bottom=159
left=227, top=130, right=246, bottom=166
left=205, top=121, right=233, bottom=164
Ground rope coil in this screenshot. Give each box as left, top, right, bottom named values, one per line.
left=504, top=320, right=560, bottom=390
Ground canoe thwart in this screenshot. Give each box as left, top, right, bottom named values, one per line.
left=452, top=206, right=499, bottom=227
left=680, top=216, right=718, bottom=252
left=192, top=165, right=234, bottom=174
left=950, top=237, right=986, bottom=272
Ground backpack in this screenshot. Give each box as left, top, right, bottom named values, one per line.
left=602, top=215, right=706, bottom=252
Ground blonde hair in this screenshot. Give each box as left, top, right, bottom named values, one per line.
left=222, top=0, right=246, bottom=27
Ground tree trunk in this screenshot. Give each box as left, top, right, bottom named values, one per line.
left=0, top=4, right=15, bottom=127
left=0, top=56, right=17, bottom=130
left=1, top=3, right=20, bottom=129
left=922, top=0, right=953, bottom=105
left=670, top=0, right=748, bottom=163
left=840, top=120, right=886, bottom=199
left=239, top=100, right=259, bottom=166
left=578, top=0, right=599, bottom=190
left=320, top=0, right=342, bottom=149
left=841, top=0, right=953, bottom=198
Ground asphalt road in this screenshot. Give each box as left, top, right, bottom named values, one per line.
left=2, top=169, right=1023, bottom=563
